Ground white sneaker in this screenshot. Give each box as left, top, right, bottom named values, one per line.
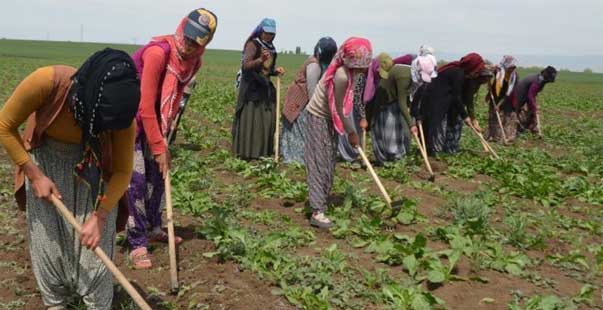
left=310, top=212, right=333, bottom=228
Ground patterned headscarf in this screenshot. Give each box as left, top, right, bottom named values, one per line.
left=402, top=45, right=435, bottom=84
left=495, top=55, right=518, bottom=97
left=409, top=47, right=438, bottom=100
left=323, top=37, right=372, bottom=135
left=152, top=8, right=216, bottom=136
left=314, top=37, right=338, bottom=75
left=411, top=54, right=438, bottom=84
left=70, top=48, right=140, bottom=209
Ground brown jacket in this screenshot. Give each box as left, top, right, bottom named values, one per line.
left=282, top=57, right=319, bottom=123
left=14, top=65, right=129, bottom=231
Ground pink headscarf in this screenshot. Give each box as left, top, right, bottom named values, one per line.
left=324, top=37, right=372, bottom=135
left=363, top=58, right=381, bottom=104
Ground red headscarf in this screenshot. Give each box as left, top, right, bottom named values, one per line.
left=152, top=18, right=206, bottom=135
left=323, top=37, right=372, bottom=135
left=438, top=52, right=485, bottom=76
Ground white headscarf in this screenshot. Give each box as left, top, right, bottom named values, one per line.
left=495, top=55, right=518, bottom=97
left=410, top=45, right=438, bottom=100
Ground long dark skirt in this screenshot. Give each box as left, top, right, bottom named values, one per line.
left=304, top=113, right=337, bottom=213
left=443, top=114, right=464, bottom=154
left=280, top=109, right=309, bottom=165
left=232, top=99, right=275, bottom=159
left=423, top=105, right=446, bottom=156
left=371, top=102, right=410, bottom=164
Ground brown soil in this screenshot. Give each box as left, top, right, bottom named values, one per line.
left=0, top=205, right=293, bottom=310
left=0, top=147, right=291, bottom=310
left=2, top=112, right=603, bottom=310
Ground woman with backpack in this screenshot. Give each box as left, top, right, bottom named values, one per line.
left=280, top=37, right=337, bottom=164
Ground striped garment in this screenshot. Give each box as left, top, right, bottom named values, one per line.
left=304, top=112, right=337, bottom=212
left=371, top=101, right=411, bottom=163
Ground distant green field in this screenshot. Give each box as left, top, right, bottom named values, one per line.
left=3, top=38, right=602, bottom=80
left=0, top=39, right=306, bottom=82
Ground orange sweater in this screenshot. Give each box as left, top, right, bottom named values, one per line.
left=138, top=46, right=168, bottom=155
left=0, top=66, right=135, bottom=212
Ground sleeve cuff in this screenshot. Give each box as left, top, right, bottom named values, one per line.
left=98, top=202, right=115, bottom=214
left=149, top=139, right=167, bottom=155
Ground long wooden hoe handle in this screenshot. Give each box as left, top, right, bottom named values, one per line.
left=536, top=113, right=542, bottom=137
left=494, top=108, right=508, bottom=143
left=356, top=146, right=392, bottom=206
left=489, top=93, right=508, bottom=143
left=412, top=132, right=434, bottom=176
left=274, top=76, right=281, bottom=162
left=418, top=122, right=427, bottom=151
left=164, top=171, right=179, bottom=292
left=468, top=123, right=500, bottom=159
left=49, top=196, right=152, bottom=310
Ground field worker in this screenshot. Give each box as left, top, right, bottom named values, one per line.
left=486, top=55, right=520, bottom=143
left=232, top=18, right=285, bottom=159
left=127, top=8, right=217, bottom=269
left=363, top=52, right=417, bottom=165
left=304, top=37, right=373, bottom=228
left=409, top=46, right=438, bottom=133
left=419, top=53, right=486, bottom=155
left=515, top=66, right=557, bottom=138
left=0, top=48, right=140, bottom=309
left=281, top=37, right=337, bottom=165
left=362, top=52, right=416, bottom=159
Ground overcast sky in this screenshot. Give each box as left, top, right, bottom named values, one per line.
left=1, top=0, right=601, bottom=60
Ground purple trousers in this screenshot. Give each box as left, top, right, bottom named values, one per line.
left=126, top=127, right=165, bottom=250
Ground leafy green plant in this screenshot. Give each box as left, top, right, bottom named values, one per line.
left=504, top=213, right=545, bottom=250
left=485, top=243, right=530, bottom=276
left=451, top=195, right=492, bottom=236
left=508, top=293, right=576, bottom=310
left=546, top=250, right=589, bottom=272
left=382, top=283, right=444, bottom=310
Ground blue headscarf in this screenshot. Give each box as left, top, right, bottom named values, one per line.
left=247, top=18, right=277, bottom=42
left=235, top=18, right=277, bottom=89
left=313, top=37, right=337, bottom=76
